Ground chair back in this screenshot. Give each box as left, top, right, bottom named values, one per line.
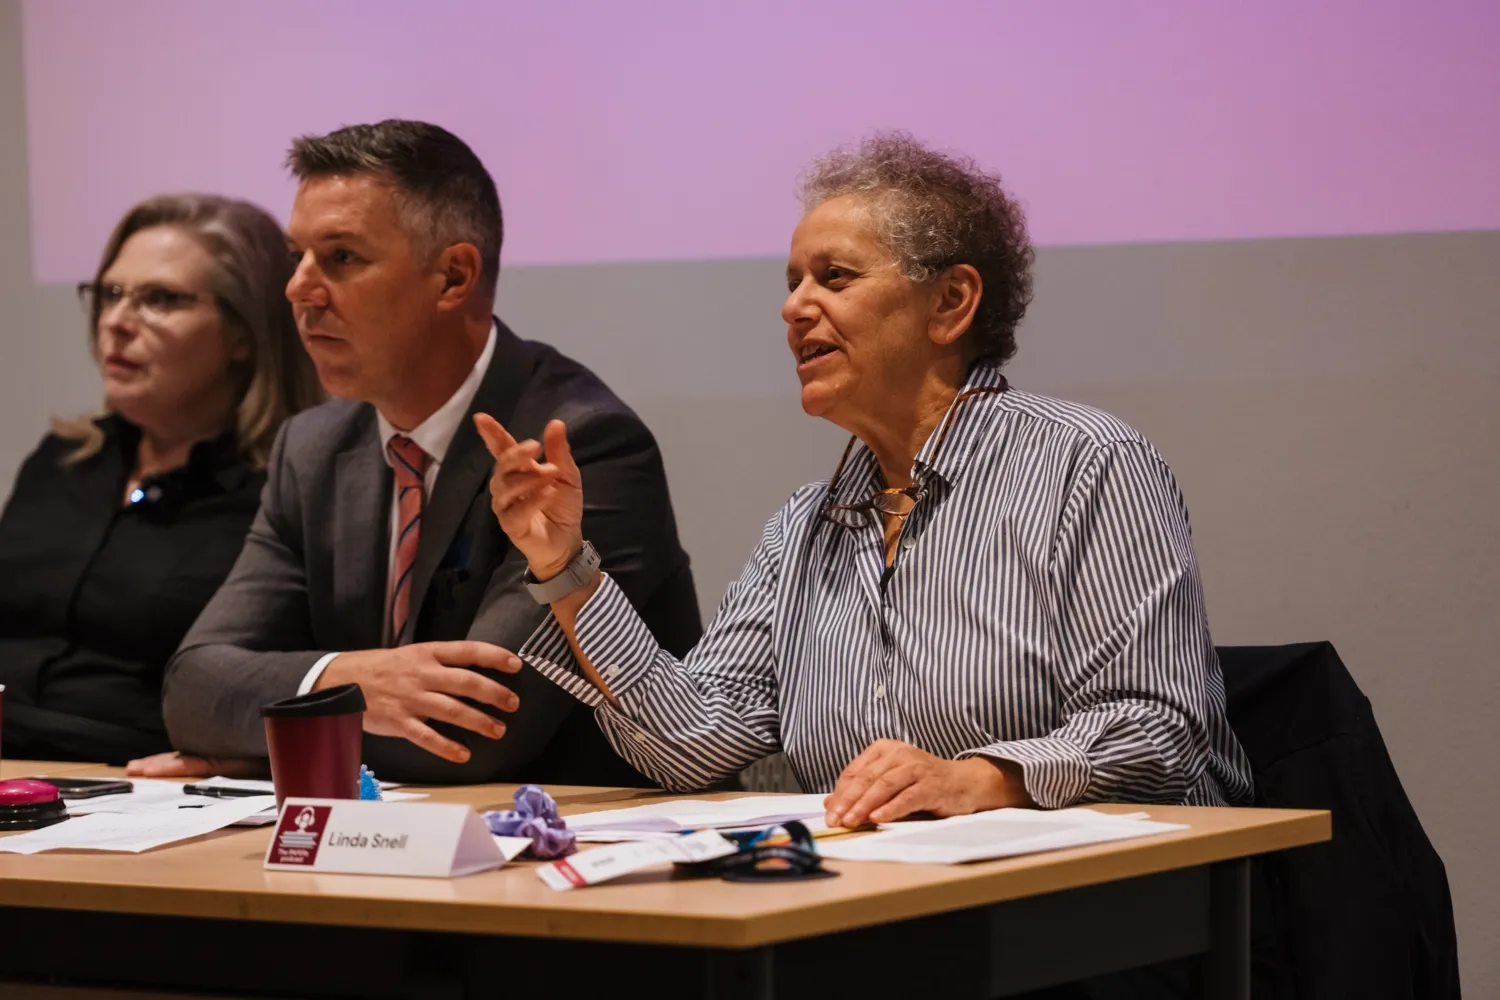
left=1218, top=642, right=1461, bottom=1000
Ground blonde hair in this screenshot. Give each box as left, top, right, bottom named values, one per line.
left=55, top=193, right=323, bottom=468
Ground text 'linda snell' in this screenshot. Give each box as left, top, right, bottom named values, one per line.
left=325, top=831, right=409, bottom=850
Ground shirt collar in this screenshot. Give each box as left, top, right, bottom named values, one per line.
left=825, top=365, right=1009, bottom=507
left=376, top=321, right=497, bottom=467
left=911, top=364, right=1008, bottom=489
left=102, top=415, right=249, bottom=493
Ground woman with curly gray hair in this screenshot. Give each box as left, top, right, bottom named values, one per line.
left=478, top=134, right=1251, bottom=826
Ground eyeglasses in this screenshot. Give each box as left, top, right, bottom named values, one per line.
left=821, top=382, right=1007, bottom=529
left=675, top=821, right=836, bottom=883
left=77, top=282, right=215, bottom=325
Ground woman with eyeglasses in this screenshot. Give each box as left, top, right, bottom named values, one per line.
left=476, top=135, right=1252, bottom=827
left=0, top=194, right=322, bottom=764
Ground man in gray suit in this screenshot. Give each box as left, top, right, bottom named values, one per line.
left=129, top=120, right=700, bottom=785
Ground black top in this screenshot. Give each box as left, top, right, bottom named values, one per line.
left=0, top=418, right=263, bottom=764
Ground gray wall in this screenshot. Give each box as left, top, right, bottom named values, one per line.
left=2, top=1, right=1496, bottom=991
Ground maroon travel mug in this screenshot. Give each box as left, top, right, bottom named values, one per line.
left=261, top=683, right=366, bottom=809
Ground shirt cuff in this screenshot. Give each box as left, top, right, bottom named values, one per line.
left=297, top=652, right=342, bottom=696
left=517, top=614, right=607, bottom=708
left=570, top=572, right=665, bottom=701
left=957, top=736, right=1094, bottom=810
left=517, top=573, right=662, bottom=705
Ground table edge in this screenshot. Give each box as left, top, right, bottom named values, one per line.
left=0, top=809, right=1331, bottom=948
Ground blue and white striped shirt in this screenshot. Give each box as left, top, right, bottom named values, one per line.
left=522, top=366, right=1253, bottom=807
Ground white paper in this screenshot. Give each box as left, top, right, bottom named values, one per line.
left=536, top=830, right=738, bottom=890
left=816, top=808, right=1189, bottom=864
left=0, top=795, right=277, bottom=854
left=573, top=829, right=683, bottom=843
left=63, top=779, right=198, bottom=815
left=193, top=775, right=404, bottom=792
left=60, top=779, right=427, bottom=829
left=573, top=817, right=835, bottom=843
left=229, top=789, right=430, bottom=827
left=565, top=794, right=828, bottom=834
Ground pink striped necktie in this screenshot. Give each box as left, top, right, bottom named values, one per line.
left=387, top=435, right=430, bottom=645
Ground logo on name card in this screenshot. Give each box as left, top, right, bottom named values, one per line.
left=269, top=804, right=331, bottom=866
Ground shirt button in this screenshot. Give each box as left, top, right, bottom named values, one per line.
left=875, top=684, right=886, bottom=700
left=604, top=665, right=620, bottom=679
left=631, top=731, right=649, bottom=744
left=901, top=536, right=915, bottom=550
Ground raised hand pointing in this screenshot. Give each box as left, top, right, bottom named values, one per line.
left=474, top=414, right=585, bottom=582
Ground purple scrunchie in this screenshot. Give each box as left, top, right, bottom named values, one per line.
left=482, top=784, right=576, bottom=859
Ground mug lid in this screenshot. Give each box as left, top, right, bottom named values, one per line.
left=261, top=682, right=366, bottom=719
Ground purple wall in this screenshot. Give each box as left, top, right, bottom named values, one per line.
left=22, top=0, right=1500, bottom=281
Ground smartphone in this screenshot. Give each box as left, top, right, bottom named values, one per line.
left=29, top=777, right=134, bottom=799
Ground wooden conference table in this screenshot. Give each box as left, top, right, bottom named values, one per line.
left=0, top=760, right=1328, bottom=1000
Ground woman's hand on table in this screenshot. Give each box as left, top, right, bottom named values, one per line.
left=124, top=751, right=265, bottom=779
left=823, top=740, right=1033, bottom=828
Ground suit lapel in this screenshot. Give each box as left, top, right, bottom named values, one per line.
left=333, top=412, right=391, bottom=651
left=405, top=321, right=533, bottom=638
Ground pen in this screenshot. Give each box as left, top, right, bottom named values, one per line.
left=182, top=785, right=267, bottom=800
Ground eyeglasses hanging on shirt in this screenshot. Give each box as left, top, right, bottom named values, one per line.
left=819, top=381, right=1008, bottom=530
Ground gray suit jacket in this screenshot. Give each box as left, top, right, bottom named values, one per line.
left=162, top=320, right=701, bottom=785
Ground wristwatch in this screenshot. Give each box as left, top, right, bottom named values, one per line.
left=523, top=541, right=601, bottom=604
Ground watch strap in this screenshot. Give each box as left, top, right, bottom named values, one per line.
left=523, top=541, right=601, bottom=604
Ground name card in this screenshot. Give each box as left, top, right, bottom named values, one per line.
left=537, top=830, right=738, bottom=891
left=264, top=798, right=531, bottom=877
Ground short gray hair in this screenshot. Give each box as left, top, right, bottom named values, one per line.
left=287, top=120, right=502, bottom=299
left=799, top=132, right=1034, bottom=367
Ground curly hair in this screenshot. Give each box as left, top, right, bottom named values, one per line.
left=799, top=133, right=1034, bottom=368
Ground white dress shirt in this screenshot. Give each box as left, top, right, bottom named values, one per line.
left=298, top=323, right=498, bottom=693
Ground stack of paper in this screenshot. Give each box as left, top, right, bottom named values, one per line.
left=565, top=794, right=828, bottom=842
left=54, top=777, right=425, bottom=828
left=64, top=778, right=200, bottom=816
left=189, top=776, right=405, bottom=794
left=0, top=795, right=278, bottom=854
left=816, top=808, right=1188, bottom=864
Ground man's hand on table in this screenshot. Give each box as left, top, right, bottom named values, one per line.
left=823, top=739, right=1034, bottom=828
left=315, top=641, right=523, bottom=764
left=125, top=752, right=265, bottom=778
